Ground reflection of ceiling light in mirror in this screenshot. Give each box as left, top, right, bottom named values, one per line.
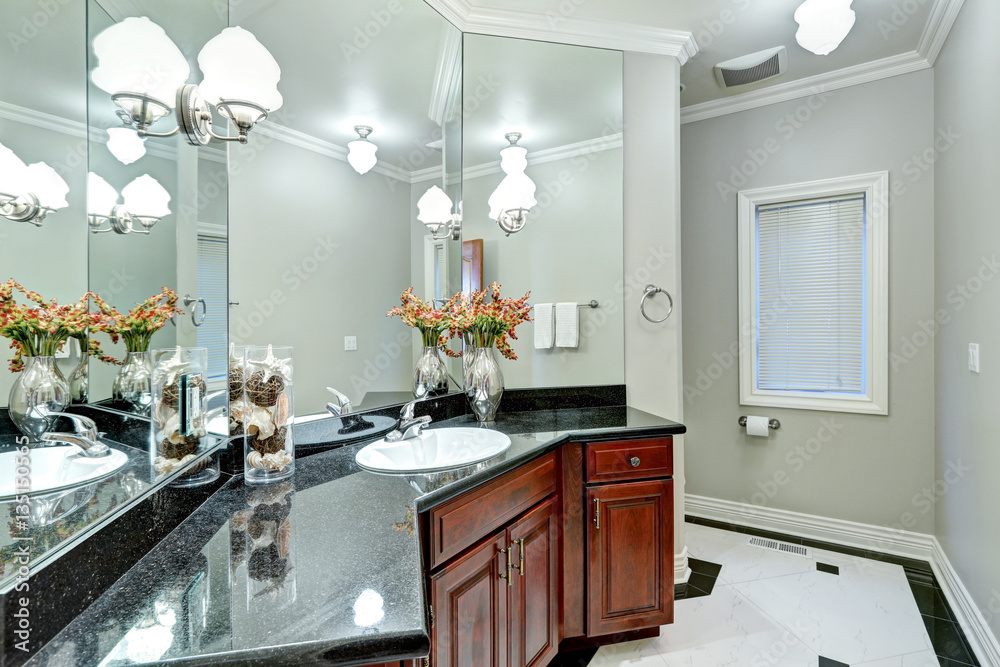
left=488, top=132, right=537, bottom=236
left=354, top=589, right=385, bottom=627
left=0, top=141, right=68, bottom=227
left=107, top=128, right=146, bottom=165
left=92, top=18, right=282, bottom=147
left=417, top=185, right=461, bottom=240
left=348, top=125, right=378, bottom=175
left=794, top=0, right=856, bottom=55
left=88, top=172, right=170, bottom=235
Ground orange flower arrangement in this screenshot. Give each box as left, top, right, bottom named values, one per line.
left=90, top=287, right=184, bottom=356
left=445, top=282, right=531, bottom=360
left=387, top=288, right=459, bottom=349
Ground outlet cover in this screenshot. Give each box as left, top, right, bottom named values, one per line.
left=344, top=336, right=357, bottom=351
left=969, top=343, right=980, bottom=373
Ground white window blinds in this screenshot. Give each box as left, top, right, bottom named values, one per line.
left=196, top=236, right=228, bottom=381
left=755, top=193, right=866, bottom=394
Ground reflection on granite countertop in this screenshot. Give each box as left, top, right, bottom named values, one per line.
left=27, top=406, right=684, bottom=667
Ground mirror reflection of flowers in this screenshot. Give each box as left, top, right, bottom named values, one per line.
left=445, top=281, right=531, bottom=360
left=0, top=279, right=115, bottom=372
left=386, top=288, right=460, bottom=349
left=90, top=286, right=184, bottom=358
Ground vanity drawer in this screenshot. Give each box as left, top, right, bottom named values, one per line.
left=585, top=437, right=672, bottom=484
left=427, top=452, right=556, bottom=569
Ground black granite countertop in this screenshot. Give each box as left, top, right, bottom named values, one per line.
left=26, top=406, right=684, bottom=667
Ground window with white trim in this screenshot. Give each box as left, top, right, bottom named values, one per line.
left=737, top=172, right=888, bottom=415
left=196, top=231, right=228, bottom=383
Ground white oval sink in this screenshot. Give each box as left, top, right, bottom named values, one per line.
left=0, top=445, right=129, bottom=500
left=356, top=427, right=512, bottom=473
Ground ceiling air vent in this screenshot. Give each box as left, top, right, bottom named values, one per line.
left=714, top=47, right=787, bottom=88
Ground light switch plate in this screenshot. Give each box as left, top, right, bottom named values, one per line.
left=344, top=336, right=357, bottom=351
left=969, top=343, right=980, bottom=373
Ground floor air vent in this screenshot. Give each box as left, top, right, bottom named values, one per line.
left=747, top=536, right=812, bottom=558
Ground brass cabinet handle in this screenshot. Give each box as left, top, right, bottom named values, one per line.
left=499, top=547, right=513, bottom=586
left=630, top=456, right=641, bottom=468
left=594, top=498, right=600, bottom=530
left=513, top=538, right=525, bottom=576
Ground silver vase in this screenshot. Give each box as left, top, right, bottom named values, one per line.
left=113, top=351, right=152, bottom=414
left=465, top=346, right=504, bottom=423
left=413, top=346, right=449, bottom=399
left=8, top=356, right=71, bottom=442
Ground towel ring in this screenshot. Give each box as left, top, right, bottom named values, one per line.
left=182, top=295, right=207, bottom=327
left=640, top=284, right=673, bottom=324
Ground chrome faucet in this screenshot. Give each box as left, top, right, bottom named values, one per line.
left=39, top=412, right=110, bottom=458
left=326, top=387, right=353, bottom=417
left=385, top=400, right=431, bottom=442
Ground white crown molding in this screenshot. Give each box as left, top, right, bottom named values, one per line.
left=425, top=0, right=698, bottom=64
left=918, top=0, right=966, bottom=65
left=463, top=132, right=623, bottom=180
left=680, top=51, right=931, bottom=125
left=685, top=494, right=999, bottom=667
left=931, top=538, right=1000, bottom=666
left=428, top=28, right=462, bottom=127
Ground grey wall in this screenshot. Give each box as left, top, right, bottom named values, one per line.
left=461, top=148, right=625, bottom=389
left=933, top=0, right=1000, bottom=640
left=680, top=70, right=938, bottom=532
left=228, top=137, right=414, bottom=415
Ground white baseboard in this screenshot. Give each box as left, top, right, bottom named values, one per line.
left=675, top=546, right=691, bottom=585
left=684, top=494, right=1000, bottom=667
left=931, top=538, right=1000, bottom=666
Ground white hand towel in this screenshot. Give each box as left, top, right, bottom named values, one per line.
left=534, top=304, right=554, bottom=349
left=555, top=302, right=579, bottom=348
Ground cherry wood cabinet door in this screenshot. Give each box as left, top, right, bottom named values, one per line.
left=586, top=480, right=674, bottom=637
left=508, top=497, right=560, bottom=667
left=431, top=532, right=509, bottom=667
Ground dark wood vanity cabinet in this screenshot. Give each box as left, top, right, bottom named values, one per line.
left=422, top=435, right=674, bottom=666
left=426, top=454, right=559, bottom=667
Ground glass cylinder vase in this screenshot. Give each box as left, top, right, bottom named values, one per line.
left=413, top=346, right=449, bottom=399
left=8, top=356, right=71, bottom=442
left=242, top=345, right=294, bottom=484
left=113, top=350, right=152, bottom=414
left=150, top=347, right=218, bottom=486
left=465, top=346, right=504, bottom=423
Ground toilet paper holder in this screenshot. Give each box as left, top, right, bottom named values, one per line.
left=739, top=416, right=781, bottom=430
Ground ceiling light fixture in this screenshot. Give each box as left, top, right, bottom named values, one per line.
left=0, top=142, right=69, bottom=226
left=794, top=0, right=856, bottom=56
left=87, top=172, right=171, bottom=235
left=417, top=185, right=462, bottom=240
left=92, top=18, right=282, bottom=147
left=488, top=132, right=537, bottom=236
left=347, top=125, right=378, bottom=175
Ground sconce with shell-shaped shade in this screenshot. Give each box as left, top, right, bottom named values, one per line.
left=417, top=185, right=461, bottom=240
left=197, top=26, right=283, bottom=129
left=0, top=141, right=69, bottom=226
left=488, top=133, right=537, bottom=236
left=87, top=172, right=170, bottom=236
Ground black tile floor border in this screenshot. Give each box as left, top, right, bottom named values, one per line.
left=818, top=657, right=850, bottom=667
left=685, top=515, right=982, bottom=667
left=816, top=562, right=840, bottom=575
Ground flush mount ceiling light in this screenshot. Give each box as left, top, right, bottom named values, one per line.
left=92, top=19, right=282, bottom=147
left=348, top=125, right=378, bottom=175
left=87, top=172, right=171, bottom=235
left=107, top=127, right=146, bottom=165
left=794, top=0, right=856, bottom=56
left=0, top=141, right=69, bottom=226
left=417, top=185, right=462, bottom=240
left=488, top=132, right=537, bottom=236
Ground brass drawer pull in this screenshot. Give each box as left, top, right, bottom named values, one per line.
left=594, top=498, right=600, bottom=530
left=630, top=456, right=641, bottom=467
left=499, top=547, right=513, bottom=586
left=513, top=538, right=525, bottom=576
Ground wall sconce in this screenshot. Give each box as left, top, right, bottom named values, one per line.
left=417, top=186, right=462, bottom=240
left=0, top=142, right=69, bottom=227
left=488, top=132, right=537, bottom=236
left=88, top=172, right=171, bottom=235
left=347, top=126, right=378, bottom=175
left=794, top=0, right=856, bottom=55
left=92, top=18, right=282, bottom=147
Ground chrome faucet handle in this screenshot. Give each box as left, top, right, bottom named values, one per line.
left=400, top=400, right=418, bottom=420
left=38, top=411, right=99, bottom=441
left=40, top=432, right=110, bottom=458
left=326, top=387, right=353, bottom=416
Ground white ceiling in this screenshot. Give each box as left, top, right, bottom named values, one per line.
left=455, top=0, right=939, bottom=107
